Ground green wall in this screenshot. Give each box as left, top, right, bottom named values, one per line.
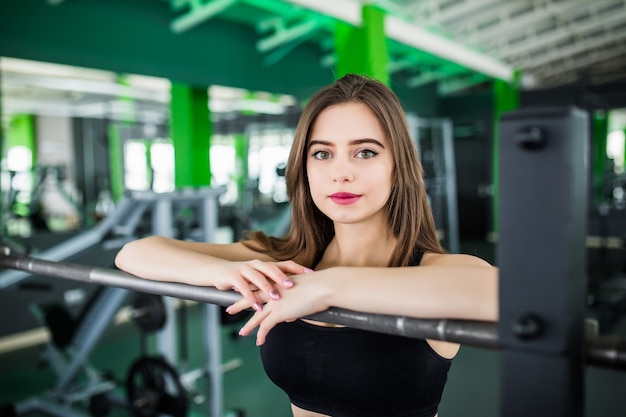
left=0, top=0, right=438, bottom=108
left=0, top=0, right=333, bottom=99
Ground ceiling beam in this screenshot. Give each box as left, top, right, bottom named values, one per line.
left=438, top=73, right=490, bottom=96
left=519, top=25, right=626, bottom=70
left=385, top=16, right=514, bottom=82
left=533, top=43, right=626, bottom=80
left=406, top=71, right=451, bottom=89
left=256, top=16, right=320, bottom=52
left=3, top=73, right=169, bottom=103
left=170, top=0, right=239, bottom=33
left=494, top=1, right=626, bottom=59
left=416, top=0, right=504, bottom=25
left=283, top=0, right=360, bottom=25
left=283, top=0, right=516, bottom=82
left=465, top=0, right=592, bottom=46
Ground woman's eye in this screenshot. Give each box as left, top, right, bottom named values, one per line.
left=312, top=150, right=331, bottom=160
left=356, top=149, right=377, bottom=159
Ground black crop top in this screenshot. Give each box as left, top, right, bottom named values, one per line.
left=259, top=251, right=452, bottom=417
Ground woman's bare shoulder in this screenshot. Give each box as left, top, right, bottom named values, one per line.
left=421, top=252, right=492, bottom=267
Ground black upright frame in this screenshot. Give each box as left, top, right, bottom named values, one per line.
left=498, top=106, right=589, bottom=416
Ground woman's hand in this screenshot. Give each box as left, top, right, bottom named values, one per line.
left=229, top=270, right=333, bottom=345
left=213, top=260, right=311, bottom=311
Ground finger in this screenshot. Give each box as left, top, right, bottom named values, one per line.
left=232, top=279, right=263, bottom=312
left=256, top=315, right=284, bottom=346
left=245, top=261, right=287, bottom=298
left=238, top=309, right=267, bottom=337
left=276, top=260, right=315, bottom=277
left=237, top=264, right=277, bottom=301
left=226, top=292, right=266, bottom=315
left=230, top=284, right=259, bottom=292
left=248, top=260, right=312, bottom=291
left=225, top=298, right=248, bottom=315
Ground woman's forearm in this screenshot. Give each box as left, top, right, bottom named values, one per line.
left=115, top=236, right=309, bottom=308
left=323, top=264, right=499, bottom=322
left=115, top=236, right=230, bottom=286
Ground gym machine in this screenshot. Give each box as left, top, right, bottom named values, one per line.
left=0, top=187, right=251, bottom=417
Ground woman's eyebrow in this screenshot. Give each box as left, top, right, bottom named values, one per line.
left=308, top=140, right=332, bottom=149
left=351, top=138, right=385, bottom=148
left=308, top=138, right=385, bottom=149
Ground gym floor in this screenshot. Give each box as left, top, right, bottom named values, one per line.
left=0, top=240, right=625, bottom=417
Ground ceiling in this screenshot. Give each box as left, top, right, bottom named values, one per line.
left=167, top=0, right=626, bottom=90
left=392, top=0, right=626, bottom=88
left=2, top=0, right=626, bottom=123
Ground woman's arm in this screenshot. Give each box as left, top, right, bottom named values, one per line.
left=327, top=254, right=498, bottom=321
left=115, top=235, right=310, bottom=308
left=233, top=253, right=498, bottom=345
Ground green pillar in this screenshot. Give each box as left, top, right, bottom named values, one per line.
left=7, top=114, right=36, bottom=218
left=170, top=82, right=212, bottom=188
left=7, top=114, right=37, bottom=165
left=592, top=111, right=609, bottom=205
left=108, top=124, right=124, bottom=202
left=334, top=4, right=389, bottom=85
left=492, top=75, right=520, bottom=240
left=144, top=139, right=154, bottom=189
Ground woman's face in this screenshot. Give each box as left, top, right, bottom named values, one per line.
left=306, top=102, right=394, bottom=227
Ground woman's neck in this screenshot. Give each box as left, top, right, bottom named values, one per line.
left=317, top=223, right=396, bottom=269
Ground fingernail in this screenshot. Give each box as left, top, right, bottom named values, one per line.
left=225, top=305, right=234, bottom=314
left=252, top=302, right=263, bottom=311
left=304, top=267, right=314, bottom=274
left=238, top=328, right=245, bottom=336
left=283, top=279, right=294, bottom=287
left=269, top=290, right=280, bottom=300
left=256, top=339, right=261, bottom=346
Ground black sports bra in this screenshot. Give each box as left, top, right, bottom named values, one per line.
left=259, top=251, right=452, bottom=417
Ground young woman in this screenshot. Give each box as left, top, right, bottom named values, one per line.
left=115, top=74, right=498, bottom=417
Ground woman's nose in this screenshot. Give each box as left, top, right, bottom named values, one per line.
left=331, top=159, right=353, bottom=182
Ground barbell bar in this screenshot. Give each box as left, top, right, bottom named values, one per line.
left=1, top=250, right=625, bottom=371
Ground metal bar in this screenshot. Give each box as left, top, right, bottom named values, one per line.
left=0, top=195, right=136, bottom=290
left=1, top=252, right=625, bottom=371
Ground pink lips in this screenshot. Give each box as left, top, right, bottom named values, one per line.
left=329, top=192, right=362, bottom=205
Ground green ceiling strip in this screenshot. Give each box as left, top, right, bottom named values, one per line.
left=170, top=82, right=212, bottom=188
left=258, top=17, right=321, bottom=66
left=171, top=0, right=239, bottom=33
left=256, top=17, right=319, bottom=52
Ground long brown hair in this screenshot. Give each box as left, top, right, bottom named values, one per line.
left=243, top=74, right=444, bottom=267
